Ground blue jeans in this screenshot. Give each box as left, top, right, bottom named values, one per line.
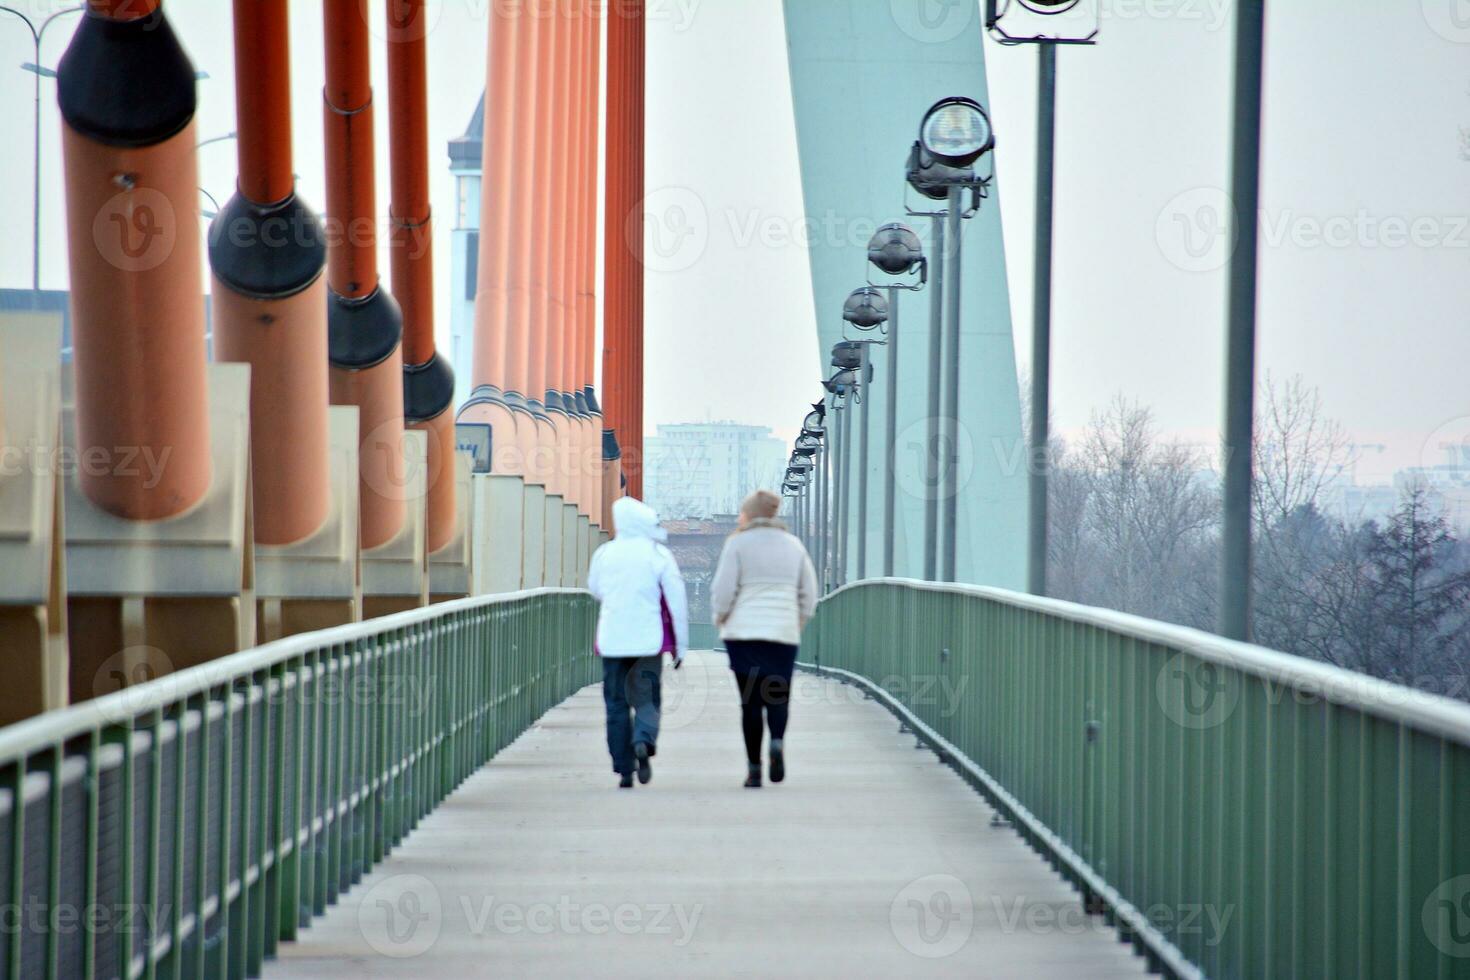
left=602, top=656, right=662, bottom=775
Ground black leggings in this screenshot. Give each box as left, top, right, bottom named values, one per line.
left=732, top=671, right=791, bottom=764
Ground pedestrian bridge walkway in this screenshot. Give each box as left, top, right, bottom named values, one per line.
left=264, top=651, right=1149, bottom=978
left=2, top=583, right=1467, bottom=979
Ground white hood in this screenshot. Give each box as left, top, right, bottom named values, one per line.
left=612, top=496, right=667, bottom=543
left=588, top=497, right=687, bottom=659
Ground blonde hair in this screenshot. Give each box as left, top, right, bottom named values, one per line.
left=740, top=489, right=781, bottom=520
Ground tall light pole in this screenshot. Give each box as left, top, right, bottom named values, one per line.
left=3, top=3, right=83, bottom=295
left=1220, top=0, right=1265, bottom=641
left=840, top=291, right=889, bottom=582
left=825, top=370, right=858, bottom=589
left=1029, top=44, right=1057, bottom=596
left=907, top=97, right=996, bottom=583
left=984, top=0, right=1096, bottom=593
left=941, top=188, right=964, bottom=582
left=867, top=223, right=926, bottom=578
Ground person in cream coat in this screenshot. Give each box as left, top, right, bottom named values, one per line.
left=710, top=490, right=818, bottom=787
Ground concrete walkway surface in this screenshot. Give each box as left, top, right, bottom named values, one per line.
left=266, top=650, right=1149, bottom=978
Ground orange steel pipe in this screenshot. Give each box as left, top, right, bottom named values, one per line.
left=324, top=0, right=377, bottom=300
left=388, top=0, right=456, bottom=554
left=325, top=0, right=406, bottom=550
left=577, top=0, right=603, bottom=519
left=460, top=1, right=523, bottom=475
left=565, top=0, right=590, bottom=512
left=506, top=6, right=542, bottom=479
left=231, top=0, right=293, bottom=205
left=469, top=4, right=516, bottom=392
left=386, top=0, right=433, bottom=367
left=548, top=1, right=578, bottom=505
left=211, top=0, right=332, bottom=546
left=526, top=0, right=560, bottom=492
left=59, top=0, right=211, bottom=521
left=604, top=0, right=644, bottom=499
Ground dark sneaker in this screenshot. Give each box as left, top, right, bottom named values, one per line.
left=744, top=763, right=762, bottom=788
left=769, top=741, right=785, bottom=784
left=619, top=772, right=635, bottom=789
left=634, top=742, right=652, bottom=784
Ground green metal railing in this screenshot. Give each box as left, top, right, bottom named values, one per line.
left=806, top=579, right=1470, bottom=980
left=0, top=588, right=596, bottom=980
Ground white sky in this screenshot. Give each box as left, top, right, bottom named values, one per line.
left=1, top=0, right=1466, bottom=484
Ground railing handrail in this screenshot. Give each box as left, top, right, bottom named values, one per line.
left=825, top=577, right=1470, bottom=748
left=0, top=586, right=591, bottom=764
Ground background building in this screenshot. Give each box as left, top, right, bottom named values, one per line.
left=643, top=421, right=786, bottom=520
left=447, top=95, right=484, bottom=410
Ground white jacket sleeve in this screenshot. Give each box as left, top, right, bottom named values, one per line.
left=657, top=546, right=690, bottom=658
left=587, top=545, right=607, bottom=600
left=797, top=545, right=818, bottom=629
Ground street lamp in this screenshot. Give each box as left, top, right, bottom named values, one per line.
left=905, top=97, right=995, bottom=584
left=4, top=3, right=83, bottom=294
left=867, top=223, right=927, bottom=578
left=919, top=97, right=994, bottom=168
left=824, top=367, right=858, bottom=589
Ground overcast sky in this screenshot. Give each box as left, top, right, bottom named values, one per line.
left=1, top=0, right=1466, bottom=483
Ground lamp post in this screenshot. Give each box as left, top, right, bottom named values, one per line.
left=982, top=2, right=1096, bottom=594
left=3, top=3, right=82, bottom=294
left=907, top=97, right=995, bottom=583
left=824, top=365, right=859, bottom=588
left=867, top=223, right=926, bottom=577
left=800, top=404, right=827, bottom=586
left=1220, top=0, right=1265, bottom=641
left=840, top=290, right=889, bottom=581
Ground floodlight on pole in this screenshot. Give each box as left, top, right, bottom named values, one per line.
left=842, top=287, right=890, bottom=331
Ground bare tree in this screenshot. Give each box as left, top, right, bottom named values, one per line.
left=1251, top=374, right=1353, bottom=651
left=1054, top=397, right=1218, bottom=627
left=1252, top=373, right=1352, bottom=528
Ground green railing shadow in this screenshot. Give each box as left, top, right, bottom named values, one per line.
left=806, top=578, right=1470, bottom=980
left=0, top=588, right=597, bottom=980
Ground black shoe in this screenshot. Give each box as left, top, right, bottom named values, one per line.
left=619, top=772, right=634, bottom=789
left=634, top=742, right=652, bottom=784
left=769, top=740, right=785, bottom=783
left=744, top=763, right=762, bottom=788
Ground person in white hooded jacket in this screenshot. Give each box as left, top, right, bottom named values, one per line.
left=587, top=496, right=690, bottom=788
